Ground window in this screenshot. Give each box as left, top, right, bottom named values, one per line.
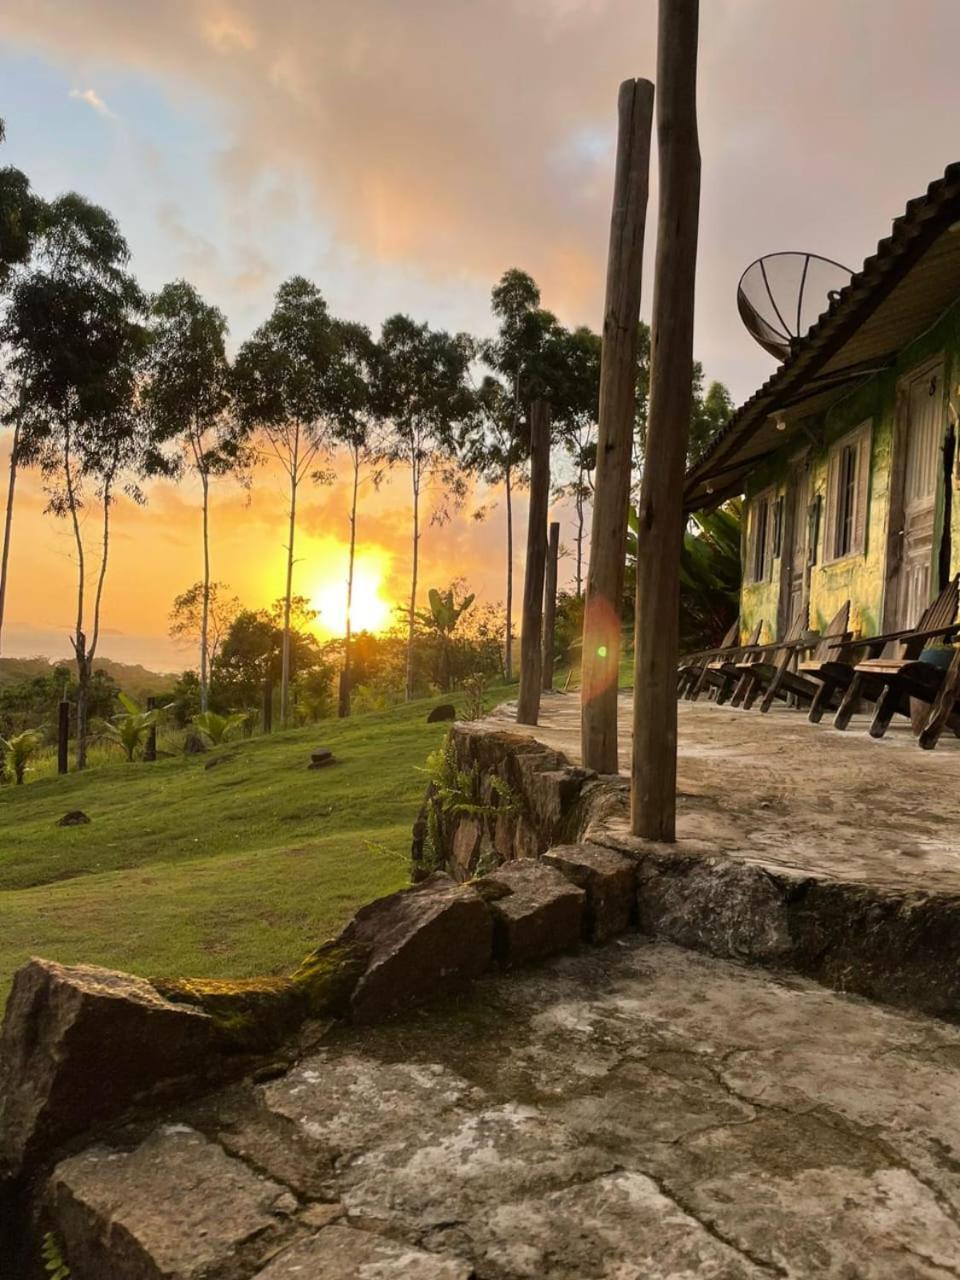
left=746, top=487, right=775, bottom=583
left=824, top=422, right=872, bottom=562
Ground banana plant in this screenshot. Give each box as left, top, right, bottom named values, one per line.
left=103, top=694, right=168, bottom=762
left=627, top=499, right=742, bottom=652
left=0, top=728, right=46, bottom=785
left=193, top=709, right=249, bottom=746
left=416, top=587, right=476, bottom=691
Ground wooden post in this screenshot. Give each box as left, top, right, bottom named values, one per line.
left=580, top=78, right=654, bottom=773
left=632, top=0, right=701, bottom=840
left=542, top=521, right=560, bottom=691
left=516, top=400, right=551, bottom=724
left=262, top=679, right=273, bottom=734
left=144, top=695, right=158, bottom=762
left=57, top=700, right=69, bottom=775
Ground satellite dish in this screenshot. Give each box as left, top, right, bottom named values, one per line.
left=737, top=252, right=853, bottom=361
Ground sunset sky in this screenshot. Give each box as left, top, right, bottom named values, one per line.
left=2, top=0, right=960, bottom=669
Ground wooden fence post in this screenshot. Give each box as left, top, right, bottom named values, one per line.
left=262, top=680, right=273, bottom=734
left=516, top=400, right=552, bottom=725
left=580, top=77, right=654, bottom=773
left=57, top=700, right=69, bottom=775
left=632, top=0, right=701, bottom=840
left=144, top=695, right=158, bottom=762
left=542, top=521, right=560, bottom=691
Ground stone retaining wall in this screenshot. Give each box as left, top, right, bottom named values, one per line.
left=423, top=722, right=960, bottom=1025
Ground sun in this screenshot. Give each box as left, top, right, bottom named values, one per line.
left=311, top=555, right=392, bottom=637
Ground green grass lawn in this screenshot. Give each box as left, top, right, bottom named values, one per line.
left=0, top=694, right=484, bottom=1002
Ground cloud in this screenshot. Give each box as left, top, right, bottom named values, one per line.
left=6, top=0, right=960, bottom=407
left=68, top=86, right=116, bottom=119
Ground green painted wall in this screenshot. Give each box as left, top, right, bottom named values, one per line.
left=740, top=296, right=960, bottom=643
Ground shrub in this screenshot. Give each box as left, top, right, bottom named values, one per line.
left=0, top=728, right=46, bottom=784
left=193, top=710, right=249, bottom=746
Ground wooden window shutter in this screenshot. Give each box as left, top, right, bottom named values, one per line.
left=851, top=424, right=872, bottom=556
left=823, top=449, right=841, bottom=562
left=763, top=495, right=775, bottom=581
left=745, top=499, right=756, bottom=583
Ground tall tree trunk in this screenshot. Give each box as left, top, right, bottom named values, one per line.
left=504, top=367, right=522, bottom=681
left=516, top=400, right=551, bottom=725
left=542, top=520, right=560, bottom=691
left=63, top=427, right=89, bottom=770
left=504, top=462, right=513, bottom=679
left=0, top=418, right=21, bottom=658
left=281, top=424, right=300, bottom=728
left=632, top=0, right=701, bottom=839
left=199, top=468, right=211, bottom=714
left=580, top=77, right=654, bottom=773
left=339, top=446, right=360, bottom=718
left=575, top=466, right=585, bottom=598
left=405, top=465, right=420, bottom=702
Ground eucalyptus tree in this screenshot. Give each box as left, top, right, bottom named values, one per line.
left=144, top=280, right=243, bottom=712
left=3, top=193, right=151, bottom=766
left=476, top=269, right=561, bottom=677
left=232, top=277, right=338, bottom=726
left=376, top=314, right=475, bottom=701
left=0, top=118, right=46, bottom=656
left=328, top=320, right=384, bottom=718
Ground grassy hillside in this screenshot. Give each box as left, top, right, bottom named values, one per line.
left=0, top=695, right=476, bottom=1000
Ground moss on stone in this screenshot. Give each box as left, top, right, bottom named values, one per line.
left=289, top=940, right=370, bottom=1018
left=150, top=975, right=306, bottom=1052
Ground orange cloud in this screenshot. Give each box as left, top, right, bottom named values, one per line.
left=1, top=0, right=657, bottom=320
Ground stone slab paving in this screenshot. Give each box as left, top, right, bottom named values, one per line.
left=488, top=693, right=960, bottom=895
left=50, top=938, right=960, bottom=1278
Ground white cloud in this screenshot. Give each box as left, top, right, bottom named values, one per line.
left=68, top=87, right=116, bottom=119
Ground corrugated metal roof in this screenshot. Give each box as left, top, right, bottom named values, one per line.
left=685, top=162, right=960, bottom=509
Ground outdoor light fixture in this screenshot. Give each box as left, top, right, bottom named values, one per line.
left=776, top=418, right=787, bottom=431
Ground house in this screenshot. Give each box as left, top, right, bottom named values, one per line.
left=685, top=164, right=960, bottom=645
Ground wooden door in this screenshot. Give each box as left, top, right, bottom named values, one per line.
left=786, top=467, right=809, bottom=629
left=777, top=464, right=809, bottom=637
left=896, top=364, right=943, bottom=628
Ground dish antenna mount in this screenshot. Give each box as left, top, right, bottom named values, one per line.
left=737, top=252, right=853, bottom=361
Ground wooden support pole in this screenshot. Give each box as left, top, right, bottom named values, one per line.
left=144, top=695, right=158, bottom=763
left=632, top=0, right=701, bottom=840
left=516, top=400, right=551, bottom=725
left=263, top=675, right=273, bottom=737
left=542, top=521, right=560, bottom=692
left=580, top=78, right=654, bottom=773
left=57, top=700, right=69, bottom=776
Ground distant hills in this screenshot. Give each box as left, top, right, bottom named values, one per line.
left=0, top=656, right=179, bottom=699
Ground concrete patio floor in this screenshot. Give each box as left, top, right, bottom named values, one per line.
left=51, top=938, right=960, bottom=1278
left=486, top=693, right=960, bottom=896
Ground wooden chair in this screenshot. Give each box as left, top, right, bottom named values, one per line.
left=754, top=602, right=852, bottom=715
left=917, top=645, right=960, bottom=749
left=677, top=620, right=738, bottom=698
left=690, top=620, right=764, bottom=704
left=829, top=575, right=960, bottom=733
left=728, top=611, right=808, bottom=710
